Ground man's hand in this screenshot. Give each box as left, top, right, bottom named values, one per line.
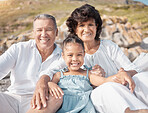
left=31, top=75, right=50, bottom=110
left=48, top=82, right=64, bottom=99
left=90, top=64, right=106, bottom=77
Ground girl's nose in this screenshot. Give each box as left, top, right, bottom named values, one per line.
left=72, top=55, right=77, bottom=60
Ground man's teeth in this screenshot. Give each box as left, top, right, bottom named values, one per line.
left=40, top=38, right=49, bottom=42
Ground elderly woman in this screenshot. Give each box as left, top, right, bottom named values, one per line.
left=31, top=4, right=148, bottom=113
left=65, top=4, right=148, bottom=113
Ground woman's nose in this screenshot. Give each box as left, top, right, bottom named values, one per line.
left=83, top=25, right=89, bottom=31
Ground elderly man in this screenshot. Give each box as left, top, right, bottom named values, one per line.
left=0, top=14, right=63, bottom=113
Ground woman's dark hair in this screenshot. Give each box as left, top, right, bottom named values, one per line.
left=66, top=4, right=102, bottom=41
left=62, top=34, right=85, bottom=52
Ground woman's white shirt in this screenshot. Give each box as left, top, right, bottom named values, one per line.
left=84, top=40, right=140, bottom=77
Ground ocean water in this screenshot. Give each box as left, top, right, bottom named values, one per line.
left=133, top=0, right=148, bottom=5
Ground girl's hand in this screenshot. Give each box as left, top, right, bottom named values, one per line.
left=48, top=82, right=64, bottom=99
left=90, top=64, right=106, bottom=77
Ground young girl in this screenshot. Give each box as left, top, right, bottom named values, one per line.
left=48, top=34, right=103, bottom=113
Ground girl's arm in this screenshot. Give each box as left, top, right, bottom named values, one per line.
left=48, top=72, right=64, bottom=99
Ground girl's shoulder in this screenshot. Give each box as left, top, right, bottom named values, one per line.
left=54, top=71, right=61, bottom=78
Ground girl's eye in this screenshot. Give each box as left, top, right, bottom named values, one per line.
left=68, top=55, right=72, bottom=56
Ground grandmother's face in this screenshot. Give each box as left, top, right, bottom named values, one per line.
left=75, top=19, right=97, bottom=43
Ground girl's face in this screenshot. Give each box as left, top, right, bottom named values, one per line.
left=75, top=19, right=97, bottom=43
left=62, top=42, right=85, bottom=71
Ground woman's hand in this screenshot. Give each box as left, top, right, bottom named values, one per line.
left=90, top=64, right=106, bottom=77
left=48, top=82, right=64, bottom=99
left=31, top=75, right=50, bottom=110
left=113, top=68, right=136, bottom=93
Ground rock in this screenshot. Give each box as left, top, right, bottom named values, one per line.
left=140, top=37, right=148, bottom=50
left=122, top=46, right=148, bottom=61
left=122, top=30, right=135, bottom=46
left=113, top=32, right=129, bottom=47
left=57, top=21, right=68, bottom=40
left=0, top=77, right=10, bottom=92
left=8, top=35, right=18, bottom=40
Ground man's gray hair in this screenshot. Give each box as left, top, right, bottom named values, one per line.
left=33, top=14, right=57, bottom=29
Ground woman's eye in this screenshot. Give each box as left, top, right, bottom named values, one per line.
left=89, top=24, right=94, bottom=26
left=79, top=24, right=84, bottom=27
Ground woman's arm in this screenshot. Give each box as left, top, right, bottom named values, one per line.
left=89, top=72, right=116, bottom=86
left=89, top=67, right=136, bottom=93
left=126, top=70, right=137, bottom=77
left=116, top=68, right=136, bottom=93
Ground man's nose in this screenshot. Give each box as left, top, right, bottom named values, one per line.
left=41, top=30, right=47, bottom=37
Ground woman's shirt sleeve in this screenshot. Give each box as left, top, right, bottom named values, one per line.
left=107, top=40, right=141, bottom=72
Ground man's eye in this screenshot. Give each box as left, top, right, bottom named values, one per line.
left=37, top=29, right=42, bottom=32
left=47, top=28, right=53, bottom=31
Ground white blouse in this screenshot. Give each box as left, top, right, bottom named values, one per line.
left=84, top=40, right=140, bottom=77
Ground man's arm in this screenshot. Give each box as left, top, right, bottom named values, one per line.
left=0, top=44, right=17, bottom=80
left=31, top=75, right=50, bottom=109
left=31, top=57, right=66, bottom=109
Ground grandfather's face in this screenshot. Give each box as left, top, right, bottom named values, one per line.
left=33, top=18, right=58, bottom=51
